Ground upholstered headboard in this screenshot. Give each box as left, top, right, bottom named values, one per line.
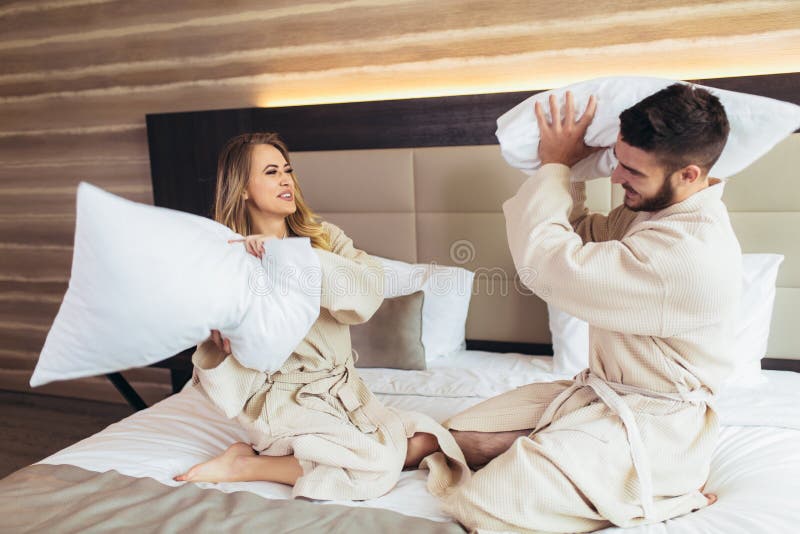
left=146, top=73, right=800, bottom=382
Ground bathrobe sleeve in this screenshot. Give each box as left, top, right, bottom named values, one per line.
left=313, top=222, right=384, bottom=325
left=568, top=181, right=637, bottom=243
left=503, top=164, right=717, bottom=337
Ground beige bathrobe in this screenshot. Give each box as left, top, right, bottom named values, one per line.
left=190, top=221, right=468, bottom=501
left=442, top=164, right=742, bottom=533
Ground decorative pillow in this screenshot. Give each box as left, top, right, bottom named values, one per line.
left=351, top=290, right=426, bottom=370
left=548, top=254, right=784, bottom=388
left=30, top=182, right=321, bottom=387
left=496, top=76, right=800, bottom=181
left=376, top=257, right=474, bottom=359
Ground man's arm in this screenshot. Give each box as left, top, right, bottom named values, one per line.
left=532, top=91, right=636, bottom=244
left=504, top=163, right=667, bottom=336
left=508, top=92, right=728, bottom=337
left=568, top=181, right=637, bottom=243
left=505, top=92, right=669, bottom=335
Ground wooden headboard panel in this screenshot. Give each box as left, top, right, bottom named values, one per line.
left=146, top=73, right=800, bottom=382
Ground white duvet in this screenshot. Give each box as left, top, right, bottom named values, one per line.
left=38, top=351, right=800, bottom=533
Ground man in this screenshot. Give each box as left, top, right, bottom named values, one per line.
left=442, top=84, right=742, bottom=532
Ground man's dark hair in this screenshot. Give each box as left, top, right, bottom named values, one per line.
left=619, top=83, right=730, bottom=175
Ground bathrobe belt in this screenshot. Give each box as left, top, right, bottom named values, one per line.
left=532, top=368, right=713, bottom=520
left=248, top=356, right=377, bottom=433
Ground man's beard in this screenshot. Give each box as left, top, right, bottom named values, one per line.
left=625, top=174, right=676, bottom=212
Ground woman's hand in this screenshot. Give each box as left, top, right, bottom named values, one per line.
left=210, top=329, right=232, bottom=355
left=227, top=234, right=272, bottom=259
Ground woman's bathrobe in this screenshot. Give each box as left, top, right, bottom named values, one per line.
left=443, top=164, right=742, bottom=533
left=190, top=222, right=468, bottom=501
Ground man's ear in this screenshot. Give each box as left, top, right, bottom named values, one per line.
left=679, top=164, right=703, bottom=184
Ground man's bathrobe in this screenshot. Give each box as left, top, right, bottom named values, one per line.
left=190, top=222, right=468, bottom=501
left=443, top=164, right=742, bottom=533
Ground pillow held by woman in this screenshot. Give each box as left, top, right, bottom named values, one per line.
left=30, top=182, right=321, bottom=387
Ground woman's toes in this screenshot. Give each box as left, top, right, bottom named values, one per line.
left=171, top=444, right=256, bottom=484
left=174, top=465, right=201, bottom=482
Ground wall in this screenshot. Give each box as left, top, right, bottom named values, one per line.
left=1, top=0, right=798, bottom=404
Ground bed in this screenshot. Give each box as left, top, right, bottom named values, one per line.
left=2, top=72, right=799, bottom=532
left=3, top=351, right=800, bottom=532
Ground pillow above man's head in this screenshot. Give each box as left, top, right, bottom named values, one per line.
left=496, top=76, right=800, bottom=181
left=30, top=182, right=321, bottom=387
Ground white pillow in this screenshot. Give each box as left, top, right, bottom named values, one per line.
left=548, top=254, right=784, bottom=387
left=548, top=304, right=589, bottom=376
left=726, top=253, right=784, bottom=387
left=30, top=182, right=321, bottom=387
left=376, top=256, right=474, bottom=360
left=496, top=76, right=800, bottom=181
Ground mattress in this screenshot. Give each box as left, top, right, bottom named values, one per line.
left=5, top=351, right=800, bottom=533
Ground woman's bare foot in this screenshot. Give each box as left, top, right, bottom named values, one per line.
left=173, top=442, right=256, bottom=483
left=704, top=493, right=717, bottom=505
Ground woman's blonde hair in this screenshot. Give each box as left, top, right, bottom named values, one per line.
left=213, top=132, right=331, bottom=251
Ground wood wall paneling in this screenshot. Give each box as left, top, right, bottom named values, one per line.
left=2, top=1, right=799, bottom=403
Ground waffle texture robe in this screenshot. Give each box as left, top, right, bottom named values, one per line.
left=443, top=164, right=742, bottom=533
left=191, top=222, right=469, bottom=501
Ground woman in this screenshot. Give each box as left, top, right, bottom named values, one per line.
left=173, top=133, right=468, bottom=501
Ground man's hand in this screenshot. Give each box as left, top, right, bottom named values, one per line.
left=535, top=91, right=599, bottom=168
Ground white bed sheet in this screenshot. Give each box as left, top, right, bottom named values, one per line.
left=38, top=351, right=800, bottom=532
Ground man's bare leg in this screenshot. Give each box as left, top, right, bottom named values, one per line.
left=450, top=429, right=532, bottom=469
left=173, top=442, right=302, bottom=485
left=405, top=431, right=535, bottom=469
